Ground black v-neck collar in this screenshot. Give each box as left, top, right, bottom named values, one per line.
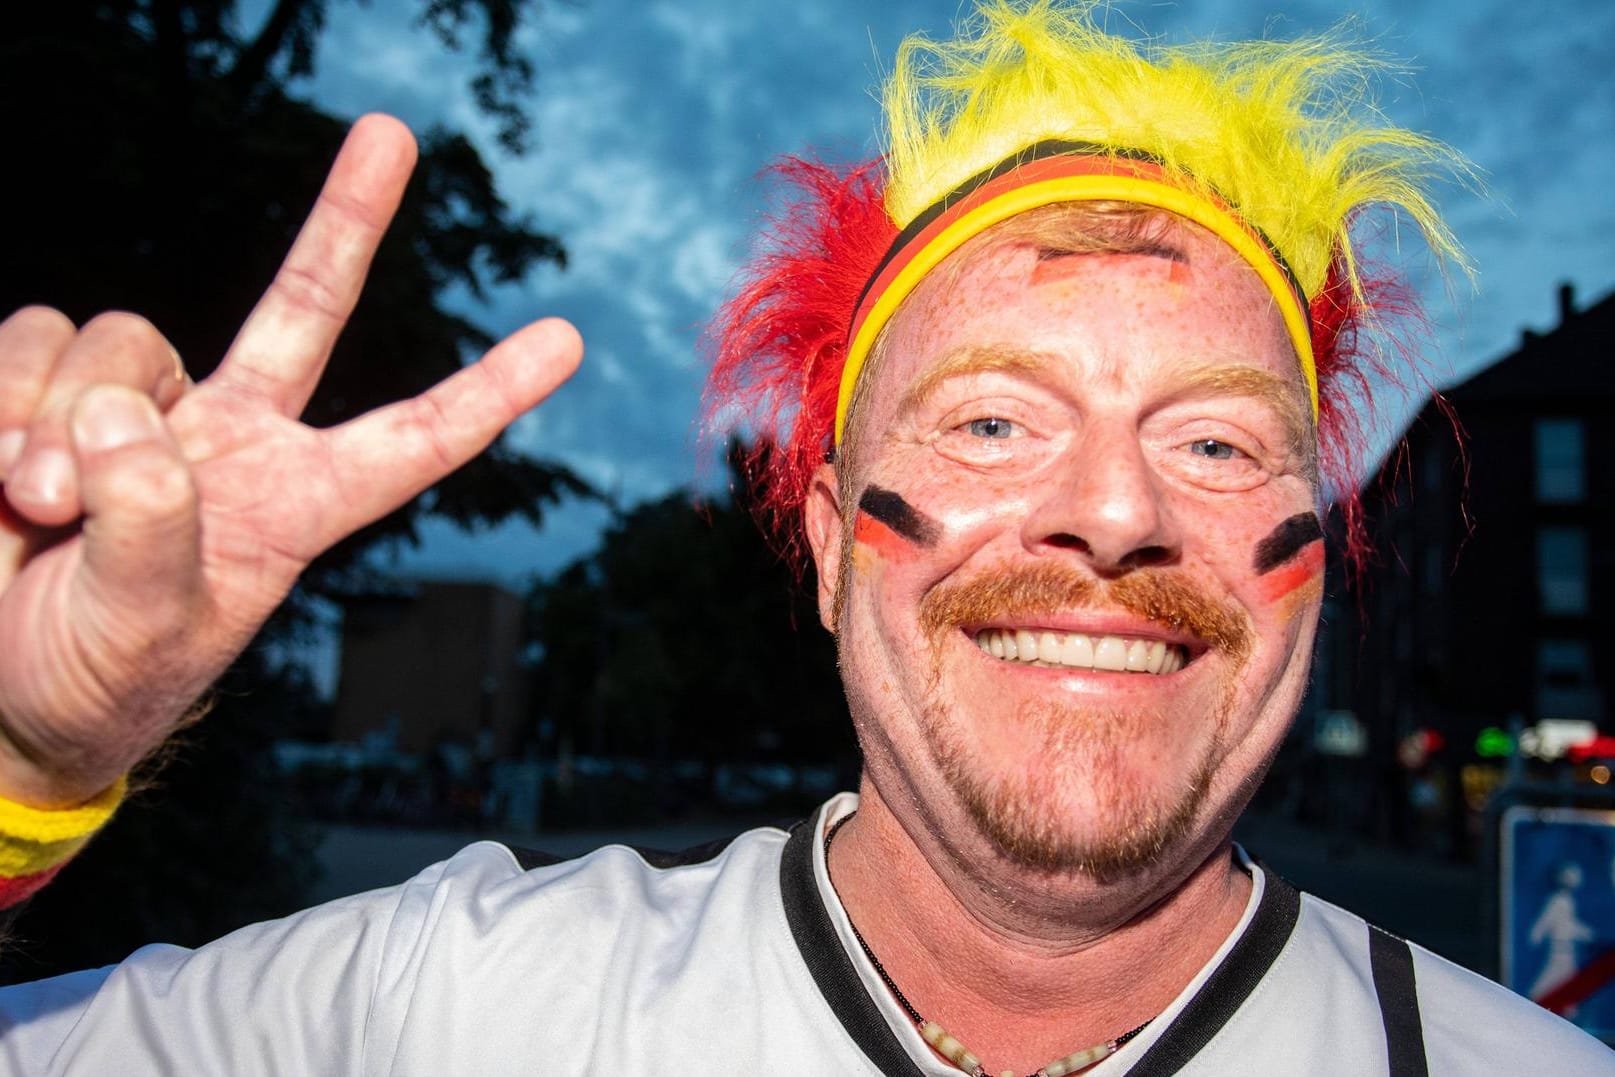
left=778, top=806, right=1302, bottom=1077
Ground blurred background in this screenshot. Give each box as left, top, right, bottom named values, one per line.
left=2, top=0, right=1613, bottom=1041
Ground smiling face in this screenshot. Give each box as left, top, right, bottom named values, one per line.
left=807, top=209, right=1324, bottom=883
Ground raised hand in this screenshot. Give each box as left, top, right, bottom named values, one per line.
left=0, top=115, right=582, bottom=809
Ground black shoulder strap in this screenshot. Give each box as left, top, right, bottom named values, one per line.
left=1368, top=924, right=1429, bottom=1077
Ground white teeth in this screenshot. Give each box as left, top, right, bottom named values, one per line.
left=1060, top=633, right=1093, bottom=668
left=1146, top=640, right=1166, bottom=674
left=1015, top=629, right=1037, bottom=662
left=1125, top=640, right=1150, bottom=672
left=1093, top=637, right=1128, bottom=671
left=971, top=628, right=1188, bottom=675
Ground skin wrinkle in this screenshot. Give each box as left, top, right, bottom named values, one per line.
left=1167, top=364, right=1314, bottom=478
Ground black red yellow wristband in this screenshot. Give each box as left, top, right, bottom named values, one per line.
left=0, top=777, right=126, bottom=907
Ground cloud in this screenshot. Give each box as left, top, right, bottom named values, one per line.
left=293, top=0, right=1615, bottom=582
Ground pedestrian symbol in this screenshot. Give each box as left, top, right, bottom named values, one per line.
left=1502, top=805, right=1615, bottom=1039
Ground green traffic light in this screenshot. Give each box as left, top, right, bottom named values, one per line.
left=1475, top=727, right=1514, bottom=758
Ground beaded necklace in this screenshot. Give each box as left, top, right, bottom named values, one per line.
left=824, top=814, right=1153, bottom=1077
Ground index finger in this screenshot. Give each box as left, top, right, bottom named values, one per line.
left=211, top=114, right=418, bottom=417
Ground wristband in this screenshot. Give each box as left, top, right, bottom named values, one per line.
left=0, top=777, right=127, bottom=907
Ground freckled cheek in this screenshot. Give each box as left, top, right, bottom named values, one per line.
left=908, top=473, right=1035, bottom=546
left=851, top=475, right=1025, bottom=587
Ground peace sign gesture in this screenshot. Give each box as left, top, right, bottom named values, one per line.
left=0, top=115, right=582, bottom=809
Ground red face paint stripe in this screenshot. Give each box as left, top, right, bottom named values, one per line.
left=1254, top=543, right=1325, bottom=604
left=854, top=511, right=914, bottom=561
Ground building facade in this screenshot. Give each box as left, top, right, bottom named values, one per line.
left=1327, top=285, right=1613, bottom=849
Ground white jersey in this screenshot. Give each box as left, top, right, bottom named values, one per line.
left=0, top=793, right=1609, bottom=1075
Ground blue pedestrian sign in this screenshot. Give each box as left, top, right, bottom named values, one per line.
left=1501, top=805, right=1615, bottom=1040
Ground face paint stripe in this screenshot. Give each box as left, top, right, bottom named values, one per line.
left=1254, top=543, right=1325, bottom=605
left=853, top=512, right=912, bottom=561
left=1252, top=512, right=1323, bottom=575
left=857, top=486, right=940, bottom=548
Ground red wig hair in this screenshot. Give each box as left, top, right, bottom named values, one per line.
left=704, top=158, right=1437, bottom=583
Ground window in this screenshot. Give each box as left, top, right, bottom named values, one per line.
left=1536, top=418, right=1585, bottom=502
left=1537, top=639, right=1600, bottom=720
left=1539, top=527, right=1590, bottom=615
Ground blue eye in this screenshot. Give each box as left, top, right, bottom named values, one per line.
left=968, top=417, right=1015, bottom=439
left=1189, top=439, right=1238, bottom=460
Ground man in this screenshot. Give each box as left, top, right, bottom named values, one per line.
left=0, top=2, right=1607, bottom=1073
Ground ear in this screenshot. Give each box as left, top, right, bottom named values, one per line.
left=804, top=461, right=846, bottom=633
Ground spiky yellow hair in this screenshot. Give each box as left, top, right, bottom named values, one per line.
left=882, top=0, right=1467, bottom=300
left=706, top=0, right=1469, bottom=577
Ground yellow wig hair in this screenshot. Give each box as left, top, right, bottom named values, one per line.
left=882, top=0, right=1468, bottom=302
left=706, top=0, right=1471, bottom=576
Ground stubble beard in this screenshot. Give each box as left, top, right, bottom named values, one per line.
left=925, top=687, right=1231, bottom=883
left=915, top=564, right=1249, bottom=883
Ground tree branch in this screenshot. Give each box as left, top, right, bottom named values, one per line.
left=225, top=0, right=309, bottom=100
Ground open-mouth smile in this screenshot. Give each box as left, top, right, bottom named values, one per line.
left=972, top=628, right=1190, bottom=674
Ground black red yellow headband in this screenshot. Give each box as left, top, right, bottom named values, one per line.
left=835, top=141, right=1318, bottom=444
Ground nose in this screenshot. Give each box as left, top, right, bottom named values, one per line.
left=1020, top=423, right=1180, bottom=573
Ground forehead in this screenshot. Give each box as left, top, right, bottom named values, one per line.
left=854, top=214, right=1302, bottom=435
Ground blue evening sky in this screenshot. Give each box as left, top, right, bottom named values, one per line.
left=271, top=0, right=1615, bottom=586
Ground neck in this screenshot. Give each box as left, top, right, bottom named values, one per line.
left=827, top=775, right=1251, bottom=1075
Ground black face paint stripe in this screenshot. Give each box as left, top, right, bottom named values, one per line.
left=858, top=486, right=941, bottom=547
left=1253, top=512, right=1324, bottom=574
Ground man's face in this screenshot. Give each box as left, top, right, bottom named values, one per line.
left=807, top=217, right=1324, bottom=881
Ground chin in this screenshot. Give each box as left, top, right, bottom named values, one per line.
left=925, top=695, right=1229, bottom=884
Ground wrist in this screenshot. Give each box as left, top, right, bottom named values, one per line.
left=0, top=776, right=126, bottom=907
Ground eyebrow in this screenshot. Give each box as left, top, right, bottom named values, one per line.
left=1164, top=363, right=1312, bottom=458
left=897, top=344, right=1054, bottom=418
left=900, top=349, right=1308, bottom=429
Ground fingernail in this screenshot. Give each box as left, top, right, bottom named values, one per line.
left=73, top=388, right=159, bottom=452
left=0, top=430, right=23, bottom=473
left=12, top=448, right=72, bottom=504
left=169, top=345, right=186, bottom=382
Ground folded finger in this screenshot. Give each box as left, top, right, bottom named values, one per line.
left=0, top=307, right=77, bottom=473
left=317, top=317, right=583, bottom=544
left=6, top=312, right=187, bottom=526
left=212, top=114, right=417, bottom=418
left=71, top=385, right=204, bottom=630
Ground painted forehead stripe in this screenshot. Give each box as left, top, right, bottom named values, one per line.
left=1252, top=512, right=1324, bottom=575
left=857, top=486, right=941, bottom=548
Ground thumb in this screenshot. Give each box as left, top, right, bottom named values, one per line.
left=71, top=386, right=204, bottom=624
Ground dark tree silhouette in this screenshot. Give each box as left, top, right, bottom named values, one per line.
left=0, top=2, right=589, bottom=979
left=527, top=442, right=856, bottom=821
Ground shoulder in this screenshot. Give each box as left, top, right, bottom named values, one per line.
left=1294, top=889, right=1615, bottom=1074
left=378, top=819, right=798, bottom=968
